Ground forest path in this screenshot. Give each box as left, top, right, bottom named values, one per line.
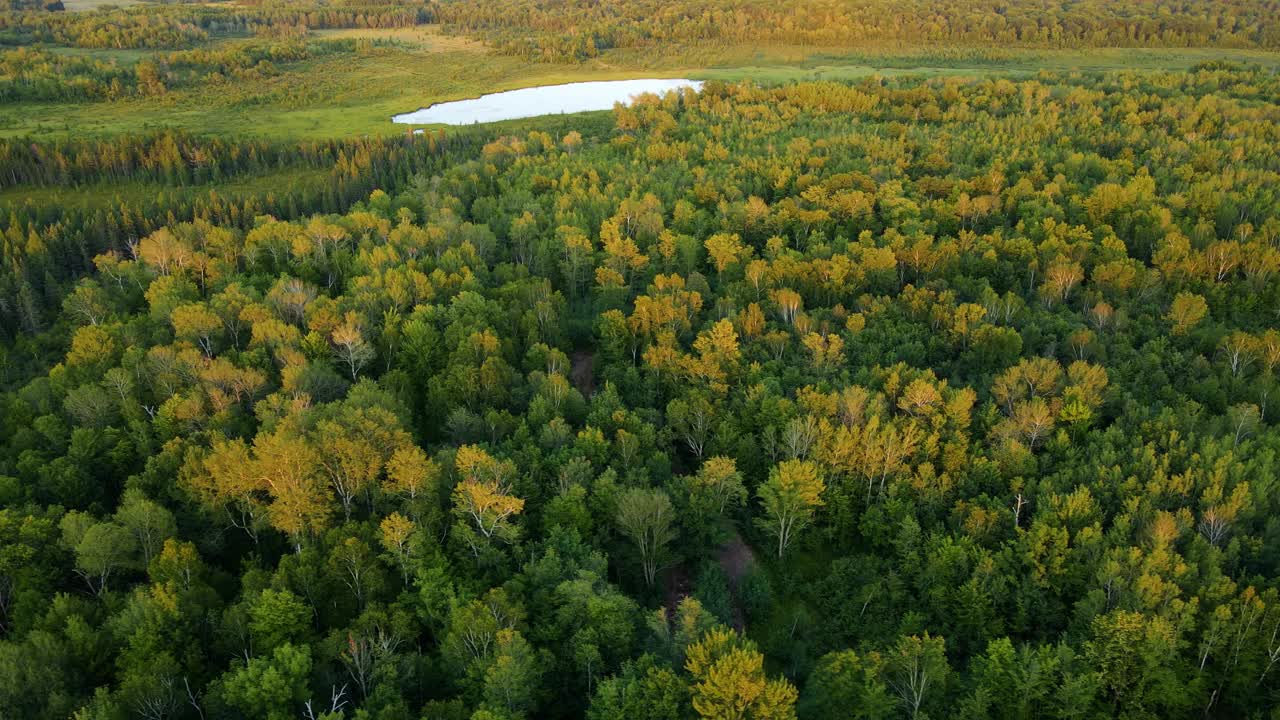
left=661, top=534, right=757, bottom=631
left=571, top=349, right=595, bottom=397
left=718, top=533, right=755, bottom=631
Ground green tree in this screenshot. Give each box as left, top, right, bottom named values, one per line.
left=756, top=460, right=824, bottom=558
left=221, top=642, right=313, bottom=720
left=885, top=633, right=949, bottom=720
left=59, top=512, right=137, bottom=597
left=249, top=589, right=312, bottom=654
left=615, top=487, right=678, bottom=587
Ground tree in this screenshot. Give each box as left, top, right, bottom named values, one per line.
left=686, top=319, right=741, bottom=390
left=1085, top=611, right=1187, bottom=717
left=314, top=416, right=384, bottom=521
left=327, top=536, right=383, bottom=609
left=63, top=281, right=112, bottom=327
left=685, top=627, right=797, bottom=720
left=1010, top=398, right=1055, bottom=449
left=756, top=460, right=824, bottom=558
left=558, top=225, right=595, bottom=296
left=249, top=589, right=312, bottom=654
left=963, top=639, right=1064, bottom=720
left=452, top=446, right=524, bottom=555
left=802, top=650, right=894, bottom=720
left=688, top=456, right=747, bottom=517
left=667, top=393, right=715, bottom=459
left=705, top=232, right=747, bottom=279
left=588, top=655, right=688, bottom=720
left=331, top=311, right=374, bottom=380
left=221, top=643, right=313, bottom=720
left=801, top=332, right=844, bottom=369
left=379, top=512, right=415, bottom=584
left=1220, top=331, right=1258, bottom=377
left=114, top=488, right=176, bottom=566
left=1227, top=403, right=1260, bottom=446
left=185, top=436, right=269, bottom=543
left=254, top=428, right=330, bottom=543
left=885, top=633, right=949, bottom=720
left=59, top=512, right=136, bottom=597
left=615, top=487, right=677, bottom=587
left=384, top=444, right=439, bottom=501
left=442, top=588, right=525, bottom=680
left=171, top=302, right=222, bottom=356
left=482, top=629, right=544, bottom=717
left=1172, top=289, right=1208, bottom=335
left=0, top=510, right=55, bottom=632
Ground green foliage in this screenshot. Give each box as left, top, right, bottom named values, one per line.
left=2, top=11, right=1280, bottom=718
left=221, top=642, right=314, bottom=720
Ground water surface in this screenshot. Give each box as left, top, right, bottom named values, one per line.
left=392, top=78, right=703, bottom=125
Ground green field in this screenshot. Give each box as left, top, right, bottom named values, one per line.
left=60, top=0, right=145, bottom=10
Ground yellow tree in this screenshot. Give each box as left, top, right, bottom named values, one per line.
left=686, top=628, right=798, bottom=720
left=801, top=332, right=844, bottom=370
left=384, top=445, right=440, bottom=501
left=897, top=378, right=942, bottom=419
left=1065, top=360, right=1109, bottom=409
left=739, top=303, right=766, bottom=338
left=771, top=288, right=803, bottom=325
left=331, top=311, right=374, bottom=380
left=630, top=274, right=704, bottom=342
left=171, top=303, right=222, bottom=357
left=137, top=228, right=193, bottom=276
left=1039, top=259, right=1083, bottom=307
left=1220, top=331, right=1258, bottom=377
left=705, top=232, right=748, bottom=280
left=744, top=259, right=771, bottom=300
left=685, top=319, right=742, bottom=391
left=184, top=436, right=268, bottom=544
left=600, top=218, right=649, bottom=286
left=689, top=456, right=748, bottom=516
left=1010, top=397, right=1055, bottom=449
left=949, top=303, right=986, bottom=349
left=757, top=460, right=825, bottom=558
left=991, top=357, right=1063, bottom=413
left=253, top=428, right=330, bottom=544
left=452, top=446, right=524, bottom=555
left=1166, top=292, right=1208, bottom=335
left=315, top=420, right=383, bottom=521
left=379, top=512, right=415, bottom=584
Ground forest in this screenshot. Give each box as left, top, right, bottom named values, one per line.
left=2, top=1, right=1280, bottom=720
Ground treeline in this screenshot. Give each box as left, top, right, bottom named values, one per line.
left=8, top=0, right=1280, bottom=57
left=1, top=0, right=60, bottom=10
left=1, top=66, right=1280, bottom=719
left=0, top=1, right=435, bottom=50
left=0, top=8, right=208, bottom=49
left=434, top=0, right=1280, bottom=61
left=0, top=39, right=362, bottom=102
left=0, top=129, right=484, bottom=343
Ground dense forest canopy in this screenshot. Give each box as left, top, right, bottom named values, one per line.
left=3, top=0, right=1279, bottom=53
left=2, top=1, right=1280, bottom=720
left=434, top=0, right=1280, bottom=60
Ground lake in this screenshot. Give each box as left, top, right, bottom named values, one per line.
left=391, top=78, right=704, bottom=126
